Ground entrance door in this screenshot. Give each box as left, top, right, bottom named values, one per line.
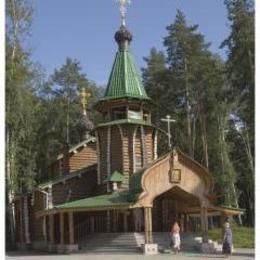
left=152, top=186, right=200, bottom=232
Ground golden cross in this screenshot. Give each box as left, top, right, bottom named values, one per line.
left=80, top=88, right=91, bottom=111
left=116, top=0, right=131, bottom=26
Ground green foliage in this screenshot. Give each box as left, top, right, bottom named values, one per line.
left=142, top=6, right=254, bottom=223
left=221, top=0, right=255, bottom=225
left=35, top=58, right=103, bottom=181
left=6, top=0, right=38, bottom=193
left=208, top=226, right=254, bottom=248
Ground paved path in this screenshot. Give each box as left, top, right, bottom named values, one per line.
left=6, top=249, right=255, bottom=260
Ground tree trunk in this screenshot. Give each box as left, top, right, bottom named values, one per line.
left=6, top=131, right=16, bottom=247
left=199, top=102, right=209, bottom=169
left=232, top=183, right=242, bottom=225
left=66, top=95, right=70, bottom=144
left=248, top=49, right=254, bottom=84
left=184, top=57, right=193, bottom=157
left=241, top=128, right=254, bottom=176
left=192, top=115, right=196, bottom=158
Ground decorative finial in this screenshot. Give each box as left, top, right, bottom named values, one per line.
left=80, top=87, right=91, bottom=115
left=79, top=87, right=94, bottom=139
left=116, top=0, right=131, bottom=26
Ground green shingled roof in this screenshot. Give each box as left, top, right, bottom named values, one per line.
left=55, top=191, right=132, bottom=209
left=103, top=50, right=150, bottom=100
left=106, top=171, right=124, bottom=182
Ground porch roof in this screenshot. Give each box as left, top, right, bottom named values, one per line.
left=54, top=191, right=133, bottom=210
left=209, top=205, right=245, bottom=216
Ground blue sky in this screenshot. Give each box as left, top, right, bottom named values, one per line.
left=30, top=0, right=230, bottom=86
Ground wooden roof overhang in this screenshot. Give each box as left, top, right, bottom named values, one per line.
left=56, top=136, right=96, bottom=160
left=35, top=204, right=135, bottom=218
left=182, top=205, right=245, bottom=217
left=94, top=97, right=154, bottom=114
left=208, top=205, right=245, bottom=216
left=94, top=119, right=168, bottom=140
left=35, top=191, right=138, bottom=218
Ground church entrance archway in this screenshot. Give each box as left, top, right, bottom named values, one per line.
left=152, top=186, right=201, bottom=233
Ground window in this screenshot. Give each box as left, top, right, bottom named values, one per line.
left=114, top=111, right=126, bottom=120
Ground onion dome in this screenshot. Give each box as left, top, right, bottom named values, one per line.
left=115, top=25, right=133, bottom=50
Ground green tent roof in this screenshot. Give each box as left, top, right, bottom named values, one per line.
left=106, top=171, right=124, bottom=182
left=102, top=50, right=150, bottom=101
left=55, top=191, right=132, bottom=210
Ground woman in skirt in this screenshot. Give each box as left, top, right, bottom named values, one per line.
left=170, top=222, right=181, bottom=253
left=222, top=222, right=233, bottom=258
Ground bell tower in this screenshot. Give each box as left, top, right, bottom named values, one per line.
left=95, top=2, right=158, bottom=192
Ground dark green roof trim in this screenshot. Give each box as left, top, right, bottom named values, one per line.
left=106, top=171, right=124, bottom=182
left=104, top=50, right=149, bottom=100
left=96, top=118, right=152, bottom=128
left=55, top=191, right=134, bottom=210
left=99, top=95, right=151, bottom=102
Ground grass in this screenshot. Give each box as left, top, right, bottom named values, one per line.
left=207, top=225, right=255, bottom=248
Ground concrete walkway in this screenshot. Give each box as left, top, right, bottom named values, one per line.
left=6, top=249, right=255, bottom=260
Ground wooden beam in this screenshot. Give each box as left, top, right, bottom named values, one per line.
left=144, top=207, right=149, bottom=243
left=42, top=216, right=47, bottom=244
left=107, top=211, right=110, bottom=232
left=90, top=217, right=95, bottom=233
left=124, top=212, right=128, bottom=232
left=148, top=207, right=153, bottom=243
left=60, top=213, right=64, bottom=245
left=112, top=210, right=116, bottom=232
left=68, top=212, right=74, bottom=244
left=144, top=207, right=153, bottom=244
left=200, top=207, right=208, bottom=243
left=49, top=214, right=54, bottom=244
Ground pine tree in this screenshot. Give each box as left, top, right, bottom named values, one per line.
left=163, top=10, right=211, bottom=158
left=221, top=0, right=254, bottom=225
left=6, top=0, right=39, bottom=247
left=35, top=58, right=102, bottom=181
left=143, top=10, right=241, bottom=216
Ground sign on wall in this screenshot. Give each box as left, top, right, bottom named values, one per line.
left=128, top=110, right=142, bottom=120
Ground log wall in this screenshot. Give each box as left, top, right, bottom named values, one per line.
left=69, top=142, right=97, bottom=173
left=96, top=124, right=156, bottom=189
left=31, top=191, right=45, bottom=241
left=48, top=141, right=97, bottom=180
left=52, top=167, right=97, bottom=205
left=110, top=126, right=123, bottom=174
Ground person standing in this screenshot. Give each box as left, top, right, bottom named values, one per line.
left=222, top=222, right=233, bottom=258
left=170, top=221, right=181, bottom=254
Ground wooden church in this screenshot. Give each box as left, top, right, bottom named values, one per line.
left=12, top=2, right=243, bottom=255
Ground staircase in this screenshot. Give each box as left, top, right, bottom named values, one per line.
left=79, top=233, right=140, bottom=253
left=79, top=232, right=201, bottom=253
